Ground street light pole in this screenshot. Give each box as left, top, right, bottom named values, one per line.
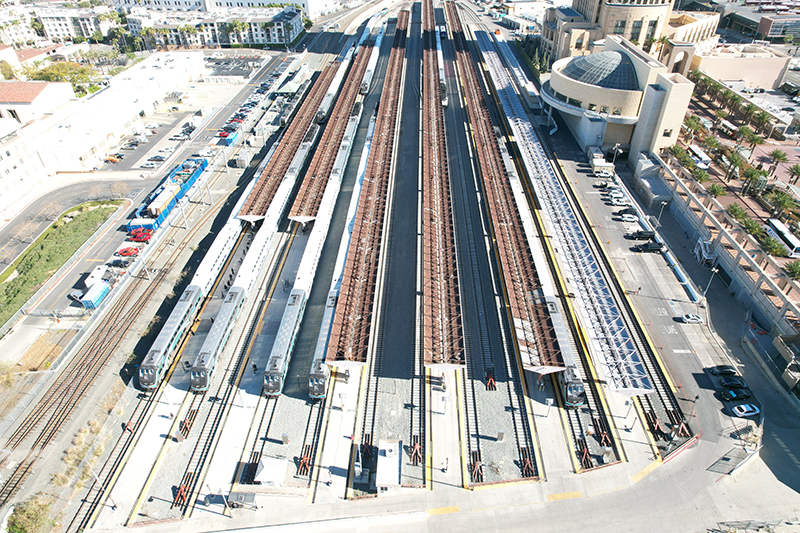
left=612, top=142, right=621, bottom=166
left=701, top=267, right=719, bottom=305
left=657, top=201, right=668, bottom=225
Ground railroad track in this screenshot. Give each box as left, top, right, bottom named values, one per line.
left=0, top=154, right=237, bottom=512
left=533, top=102, right=691, bottom=455
left=295, top=400, right=323, bottom=480
left=240, top=397, right=279, bottom=484
left=446, top=1, right=539, bottom=482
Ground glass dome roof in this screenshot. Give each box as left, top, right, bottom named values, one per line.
left=560, top=51, right=639, bottom=91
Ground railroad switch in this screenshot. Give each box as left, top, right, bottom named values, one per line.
left=520, top=448, right=535, bottom=478
left=485, top=371, right=496, bottom=391
left=676, top=421, right=690, bottom=438
left=577, top=441, right=593, bottom=470
left=172, top=484, right=188, bottom=508
left=297, top=445, right=312, bottom=476
left=410, top=436, right=422, bottom=466
left=600, top=430, right=612, bottom=448
left=361, top=434, right=373, bottom=459
left=470, top=451, right=483, bottom=483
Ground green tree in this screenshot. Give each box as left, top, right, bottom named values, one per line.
left=741, top=166, right=765, bottom=195
left=703, top=134, right=722, bottom=155
left=0, top=60, right=14, bottom=80
left=727, top=203, right=748, bottom=220
left=737, top=125, right=752, bottom=145
left=27, top=62, right=98, bottom=94
left=727, top=93, right=743, bottom=115
left=767, top=148, right=788, bottom=176
left=692, top=167, right=710, bottom=183
left=755, top=110, right=773, bottom=134
left=761, top=235, right=788, bottom=256
left=742, top=103, right=759, bottom=124
left=743, top=218, right=764, bottom=236
left=785, top=34, right=794, bottom=45
left=725, top=151, right=745, bottom=181
left=683, top=114, right=703, bottom=143
left=91, top=29, right=103, bottom=44
left=786, top=260, right=800, bottom=280
left=708, top=183, right=726, bottom=198
left=788, top=163, right=800, bottom=185
left=767, top=190, right=797, bottom=218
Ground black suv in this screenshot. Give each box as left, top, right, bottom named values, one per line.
left=633, top=242, right=664, bottom=253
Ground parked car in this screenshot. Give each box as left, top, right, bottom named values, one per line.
left=107, top=259, right=130, bottom=268
left=721, top=388, right=751, bottom=401
left=115, top=247, right=140, bottom=257
left=130, top=228, right=153, bottom=236
left=633, top=242, right=664, bottom=253
left=680, top=314, right=703, bottom=324
left=105, top=156, right=120, bottom=164
left=158, top=146, right=176, bottom=154
left=720, top=375, right=747, bottom=389
left=68, top=290, right=84, bottom=301
left=595, top=170, right=614, bottom=178
left=110, top=153, right=125, bottom=160
left=732, top=404, right=760, bottom=418
left=219, top=131, right=230, bottom=138
left=170, top=135, right=189, bottom=141
left=621, top=214, right=639, bottom=223
left=141, top=162, right=159, bottom=169
left=149, top=155, right=166, bottom=162
left=130, top=233, right=152, bottom=243
left=710, top=365, right=738, bottom=376
left=618, top=207, right=638, bottom=216
left=121, top=144, right=137, bottom=150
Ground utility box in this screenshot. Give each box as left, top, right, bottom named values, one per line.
left=376, top=439, right=402, bottom=497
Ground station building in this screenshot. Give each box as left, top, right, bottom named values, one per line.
left=0, top=52, right=205, bottom=223
left=541, top=36, right=694, bottom=161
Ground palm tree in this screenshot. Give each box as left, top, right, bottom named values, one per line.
left=761, top=235, right=788, bottom=256
left=725, top=151, right=745, bottom=181
left=708, top=183, right=726, bottom=198
left=743, top=218, right=765, bottom=237
left=727, top=203, right=748, bottom=220
left=767, top=148, right=788, bottom=176
left=767, top=190, right=797, bottom=218
left=788, top=163, right=800, bottom=185
left=747, top=133, right=764, bottom=152
left=736, top=125, right=752, bottom=145
left=692, top=167, right=710, bottom=183
left=713, top=108, right=729, bottom=128
left=727, top=93, right=743, bottom=115
left=741, top=166, right=763, bottom=195
left=742, top=103, right=759, bottom=125
left=644, top=36, right=656, bottom=54
left=656, top=35, right=670, bottom=61
left=755, top=110, right=772, bottom=134
left=703, top=134, right=722, bottom=155
left=719, top=89, right=734, bottom=109
left=684, top=115, right=703, bottom=143
left=786, top=261, right=800, bottom=280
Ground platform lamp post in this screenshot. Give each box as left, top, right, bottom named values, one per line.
left=657, top=201, right=668, bottom=225
left=611, top=142, right=622, bottom=166
left=81, top=455, right=117, bottom=510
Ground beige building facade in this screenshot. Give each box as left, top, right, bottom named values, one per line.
left=689, top=43, right=790, bottom=90
left=542, top=36, right=694, bottom=161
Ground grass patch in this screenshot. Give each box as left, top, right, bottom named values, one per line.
left=0, top=201, right=122, bottom=326
left=53, top=419, right=103, bottom=488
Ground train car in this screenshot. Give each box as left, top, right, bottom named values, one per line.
left=556, top=364, right=585, bottom=408
left=308, top=291, right=336, bottom=398
left=139, top=285, right=203, bottom=390
left=263, top=289, right=307, bottom=396
left=189, top=287, right=246, bottom=392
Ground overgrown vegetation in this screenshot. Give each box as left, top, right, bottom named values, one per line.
left=6, top=494, right=53, bottom=533
left=52, top=419, right=104, bottom=488
left=0, top=201, right=122, bottom=326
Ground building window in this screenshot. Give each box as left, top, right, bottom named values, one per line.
left=612, top=107, right=622, bottom=115
left=647, top=20, right=658, bottom=40
left=575, top=36, right=583, bottom=50
left=663, top=128, right=673, bottom=137
left=588, top=103, right=597, bottom=111
left=613, top=20, right=626, bottom=35
left=568, top=97, right=582, bottom=107
left=600, top=105, right=609, bottom=113
left=631, top=20, right=642, bottom=42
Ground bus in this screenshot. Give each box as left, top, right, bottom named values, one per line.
left=766, top=218, right=800, bottom=258
left=689, top=144, right=711, bottom=169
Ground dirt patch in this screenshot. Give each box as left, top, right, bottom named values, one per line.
left=18, top=330, right=76, bottom=371
left=2, top=270, right=18, bottom=284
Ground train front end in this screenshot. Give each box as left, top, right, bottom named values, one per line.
left=190, top=367, right=209, bottom=392
left=263, top=371, right=283, bottom=397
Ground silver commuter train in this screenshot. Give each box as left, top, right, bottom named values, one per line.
left=263, top=288, right=307, bottom=396
left=139, top=285, right=203, bottom=389
left=308, top=290, right=337, bottom=398
left=189, top=287, right=246, bottom=392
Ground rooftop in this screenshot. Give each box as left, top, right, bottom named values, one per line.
left=0, top=81, right=53, bottom=104
left=560, top=51, right=639, bottom=91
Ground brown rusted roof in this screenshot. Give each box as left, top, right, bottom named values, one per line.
left=0, top=81, right=51, bottom=103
